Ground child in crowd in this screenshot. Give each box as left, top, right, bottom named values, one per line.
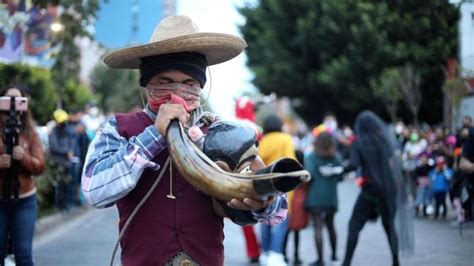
left=429, top=156, right=453, bottom=219
left=415, top=152, right=434, bottom=217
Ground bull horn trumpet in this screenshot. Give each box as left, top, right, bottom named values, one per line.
left=166, top=120, right=311, bottom=202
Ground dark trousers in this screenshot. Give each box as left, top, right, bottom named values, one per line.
left=283, top=229, right=301, bottom=263
left=342, top=193, right=399, bottom=266
left=433, top=191, right=447, bottom=219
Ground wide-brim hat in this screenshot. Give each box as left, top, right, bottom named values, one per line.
left=104, top=15, right=247, bottom=69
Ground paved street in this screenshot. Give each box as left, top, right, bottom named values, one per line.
left=33, top=207, right=118, bottom=266
left=225, top=180, right=474, bottom=266
left=33, top=180, right=474, bottom=266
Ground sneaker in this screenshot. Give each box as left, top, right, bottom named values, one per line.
left=294, top=258, right=302, bottom=265
left=249, top=257, right=259, bottom=265
left=266, top=251, right=287, bottom=266
left=331, top=255, right=340, bottom=265
left=5, top=255, right=15, bottom=266
left=450, top=220, right=463, bottom=228
left=309, top=259, right=325, bottom=266
left=259, top=252, right=267, bottom=265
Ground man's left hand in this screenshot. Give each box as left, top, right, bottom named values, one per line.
left=227, top=197, right=275, bottom=211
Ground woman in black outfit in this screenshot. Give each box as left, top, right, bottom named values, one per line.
left=342, top=111, right=412, bottom=266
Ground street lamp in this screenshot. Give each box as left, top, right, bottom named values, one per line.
left=50, top=22, right=63, bottom=32
left=50, top=21, right=65, bottom=108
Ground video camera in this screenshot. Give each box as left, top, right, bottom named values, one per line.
left=0, top=96, right=28, bottom=112
left=1, top=96, right=28, bottom=202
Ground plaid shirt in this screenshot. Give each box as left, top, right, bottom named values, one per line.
left=81, top=106, right=287, bottom=225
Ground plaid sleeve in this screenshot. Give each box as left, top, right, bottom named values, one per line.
left=251, top=193, right=288, bottom=225
left=81, top=116, right=167, bottom=208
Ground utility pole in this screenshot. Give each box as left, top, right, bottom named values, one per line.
left=130, top=0, right=139, bottom=45
left=163, top=0, right=176, bottom=18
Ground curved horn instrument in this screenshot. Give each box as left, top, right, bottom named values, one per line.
left=166, top=120, right=311, bottom=201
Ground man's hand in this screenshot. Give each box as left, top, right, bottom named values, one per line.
left=12, top=146, right=25, bottom=160
left=226, top=156, right=270, bottom=211
left=0, top=154, right=11, bottom=169
left=227, top=197, right=275, bottom=211
left=155, top=103, right=190, bottom=136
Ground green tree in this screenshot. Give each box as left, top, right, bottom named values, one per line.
left=399, top=64, right=422, bottom=126
left=37, top=0, right=100, bottom=108
left=443, top=66, right=473, bottom=131
left=63, top=79, right=94, bottom=110
left=370, top=67, right=402, bottom=123
left=239, top=0, right=459, bottom=125
left=0, top=63, right=57, bottom=125
left=90, top=62, right=143, bottom=113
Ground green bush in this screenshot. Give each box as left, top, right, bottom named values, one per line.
left=0, top=63, right=94, bottom=124
left=0, top=63, right=57, bottom=125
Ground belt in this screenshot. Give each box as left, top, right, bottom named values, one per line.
left=166, top=251, right=200, bottom=266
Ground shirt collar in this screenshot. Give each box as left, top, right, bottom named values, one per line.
left=144, top=104, right=157, bottom=121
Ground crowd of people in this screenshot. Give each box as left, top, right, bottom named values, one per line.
left=396, top=116, right=473, bottom=226
left=42, top=106, right=104, bottom=211
left=237, top=111, right=474, bottom=266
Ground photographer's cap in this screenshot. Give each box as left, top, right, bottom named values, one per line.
left=53, top=109, right=69, bottom=124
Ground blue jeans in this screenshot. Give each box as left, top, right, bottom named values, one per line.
left=260, top=217, right=289, bottom=254
left=0, top=194, right=37, bottom=266
left=415, top=186, right=432, bottom=205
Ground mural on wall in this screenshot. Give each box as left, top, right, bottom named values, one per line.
left=0, top=0, right=57, bottom=66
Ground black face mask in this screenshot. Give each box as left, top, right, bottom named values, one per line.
left=203, top=121, right=257, bottom=171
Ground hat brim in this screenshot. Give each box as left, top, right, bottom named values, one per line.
left=103, top=33, right=247, bottom=69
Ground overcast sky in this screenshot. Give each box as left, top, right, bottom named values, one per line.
left=176, top=0, right=256, bottom=120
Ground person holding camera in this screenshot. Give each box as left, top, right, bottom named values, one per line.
left=0, top=85, right=45, bottom=266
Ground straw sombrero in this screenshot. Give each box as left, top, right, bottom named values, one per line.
left=104, top=15, right=247, bottom=69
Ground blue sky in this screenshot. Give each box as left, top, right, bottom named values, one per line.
left=94, top=0, right=163, bottom=49
left=177, top=0, right=256, bottom=119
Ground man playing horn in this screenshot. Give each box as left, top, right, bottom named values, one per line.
left=81, top=16, right=288, bottom=266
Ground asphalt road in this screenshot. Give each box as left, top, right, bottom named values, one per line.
left=32, top=180, right=474, bottom=266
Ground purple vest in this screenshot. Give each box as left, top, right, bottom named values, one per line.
left=116, top=112, right=224, bottom=266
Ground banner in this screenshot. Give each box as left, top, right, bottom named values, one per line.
left=0, top=1, right=57, bottom=66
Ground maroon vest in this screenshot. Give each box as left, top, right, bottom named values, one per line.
left=115, top=112, right=224, bottom=266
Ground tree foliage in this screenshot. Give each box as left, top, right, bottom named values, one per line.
left=37, top=0, right=100, bottom=107
left=399, top=64, right=422, bottom=125
left=0, top=63, right=94, bottom=124
left=239, top=0, right=459, bottom=125
left=63, top=78, right=93, bottom=110
left=370, top=67, right=401, bottom=123
left=0, top=63, right=57, bottom=125
left=90, top=63, right=143, bottom=113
